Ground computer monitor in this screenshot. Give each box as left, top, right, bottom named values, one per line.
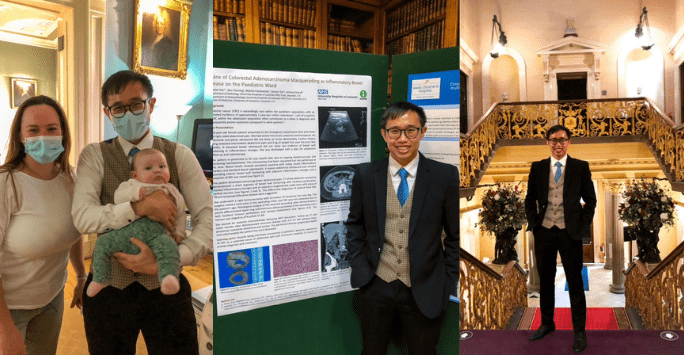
left=191, top=119, right=212, bottom=178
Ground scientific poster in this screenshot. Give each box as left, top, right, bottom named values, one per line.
left=213, top=68, right=371, bottom=316
left=408, top=70, right=460, bottom=168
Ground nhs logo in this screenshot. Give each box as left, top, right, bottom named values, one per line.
left=318, top=89, right=328, bottom=94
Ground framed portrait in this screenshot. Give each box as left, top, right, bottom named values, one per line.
left=10, top=78, right=37, bottom=109
left=133, top=0, right=191, bottom=80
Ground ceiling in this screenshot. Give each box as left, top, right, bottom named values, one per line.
left=0, top=0, right=60, bottom=45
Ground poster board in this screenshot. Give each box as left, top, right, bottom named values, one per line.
left=407, top=70, right=460, bottom=168
left=213, top=68, right=372, bottom=316
left=213, top=41, right=460, bottom=354
left=213, top=41, right=387, bottom=354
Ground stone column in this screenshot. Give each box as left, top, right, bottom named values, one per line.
left=527, top=229, right=540, bottom=293
left=604, top=190, right=613, bottom=269
left=609, top=189, right=625, bottom=294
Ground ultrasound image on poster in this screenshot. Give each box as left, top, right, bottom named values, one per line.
left=318, top=107, right=367, bottom=149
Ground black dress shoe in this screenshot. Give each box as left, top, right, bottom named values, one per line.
left=572, top=331, right=587, bottom=354
left=529, top=324, right=556, bottom=341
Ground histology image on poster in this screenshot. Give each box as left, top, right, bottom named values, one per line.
left=217, top=247, right=271, bottom=289
left=318, top=107, right=367, bottom=149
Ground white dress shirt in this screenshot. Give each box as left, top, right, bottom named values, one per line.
left=550, top=154, right=568, bottom=178
left=72, top=133, right=213, bottom=266
left=388, top=154, right=419, bottom=195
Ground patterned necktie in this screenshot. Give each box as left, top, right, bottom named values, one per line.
left=554, top=161, right=562, bottom=183
left=397, top=168, right=409, bottom=207
left=129, top=147, right=140, bottom=157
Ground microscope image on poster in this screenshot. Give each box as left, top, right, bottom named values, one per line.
left=320, top=164, right=357, bottom=203
left=318, top=107, right=367, bottom=149
left=321, top=221, right=350, bottom=273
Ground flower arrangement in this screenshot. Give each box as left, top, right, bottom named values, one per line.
left=477, top=184, right=527, bottom=237
left=618, top=179, right=675, bottom=231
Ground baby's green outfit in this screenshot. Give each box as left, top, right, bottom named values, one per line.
left=90, top=217, right=179, bottom=287
left=90, top=179, right=186, bottom=293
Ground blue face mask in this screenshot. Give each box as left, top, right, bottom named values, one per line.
left=24, top=136, right=65, bottom=165
left=112, top=106, right=150, bottom=142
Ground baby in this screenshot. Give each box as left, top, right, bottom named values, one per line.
left=87, top=148, right=187, bottom=296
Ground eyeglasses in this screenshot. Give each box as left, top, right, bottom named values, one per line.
left=383, top=127, right=423, bottom=139
left=548, top=138, right=569, bottom=145
left=106, top=98, right=151, bottom=118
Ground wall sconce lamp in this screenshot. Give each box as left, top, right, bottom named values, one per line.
left=490, top=15, right=507, bottom=58
left=176, top=105, right=192, bottom=143
left=635, top=7, right=654, bottom=50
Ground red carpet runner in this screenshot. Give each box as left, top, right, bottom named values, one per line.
left=459, top=330, right=684, bottom=354
left=518, top=307, right=632, bottom=330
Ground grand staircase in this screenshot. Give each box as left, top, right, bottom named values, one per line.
left=459, top=97, right=684, bottom=199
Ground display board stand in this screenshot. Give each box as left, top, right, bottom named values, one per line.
left=213, top=40, right=458, bottom=354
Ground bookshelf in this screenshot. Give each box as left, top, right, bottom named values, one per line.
left=214, top=0, right=249, bottom=42
left=213, top=0, right=458, bottom=55
left=257, top=0, right=319, bottom=48
left=324, top=1, right=379, bottom=53
left=383, top=0, right=454, bottom=56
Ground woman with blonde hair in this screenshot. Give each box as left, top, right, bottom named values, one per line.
left=0, top=95, right=85, bottom=355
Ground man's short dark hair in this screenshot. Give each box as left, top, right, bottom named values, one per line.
left=380, top=102, right=427, bottom=129
left=101, top=70, right=154, bottom=107
left=546, top=125, right=572, bottom=140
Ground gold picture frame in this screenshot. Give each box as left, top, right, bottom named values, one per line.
left=133, top=0, right=191, bottom=80
left=10, top=78, right=37, bottom=109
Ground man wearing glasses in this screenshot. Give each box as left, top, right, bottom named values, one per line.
left=72, top=70, right=212, bottom=354
left=346, top=101, right=458, bottom=354
left=525, top=125, right=596, bottom=354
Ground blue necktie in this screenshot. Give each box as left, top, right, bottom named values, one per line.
left=554, top=161, right=562, bottom=183
left=397, top=168, right=409, bottom=207
left=129, top=147, right=140, bottom=157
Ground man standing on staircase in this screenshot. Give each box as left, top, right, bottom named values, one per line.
left=525, top=125, right=596, bottom=354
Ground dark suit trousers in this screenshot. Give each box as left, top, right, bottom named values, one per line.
left=534, top=226, right=586, bottom=332
left=358, top=276, right=442, bottom=355
left=82, top=273, right=199, bottom=355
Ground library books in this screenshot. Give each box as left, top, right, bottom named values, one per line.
left=259, top=22, right=316, bottom=48
left=328, top=35, right=363, bottom=53
left=214, top=0, right=246, bottom=15
left=259, top=0, right=316, bottom=28
left=213, top=16, right=246, bottom=42
left=385, top=20, right=443, bottom=55
left=328, top=18, right=355, bottom=33
left=386, top=0, right=446, bottom=40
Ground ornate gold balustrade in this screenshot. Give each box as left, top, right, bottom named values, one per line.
left=459, top=247, right=528, bottom=329
left=624, top=241, right=684, bottom=330
left=460, top=98, right=683, bottom=190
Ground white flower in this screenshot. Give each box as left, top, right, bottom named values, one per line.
left=494, top=194, right=500, bottom=200
left=661, top=196, right=667, bottom=202
left=660, top=213, right=669, bottom=220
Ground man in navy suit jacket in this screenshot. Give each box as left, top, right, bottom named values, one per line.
left=525, top=125, right=596, bottom=354
left=346, top=102, right=459, bottom=355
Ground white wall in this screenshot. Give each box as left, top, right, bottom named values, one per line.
left=462, top=0, right=679, bottom=119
